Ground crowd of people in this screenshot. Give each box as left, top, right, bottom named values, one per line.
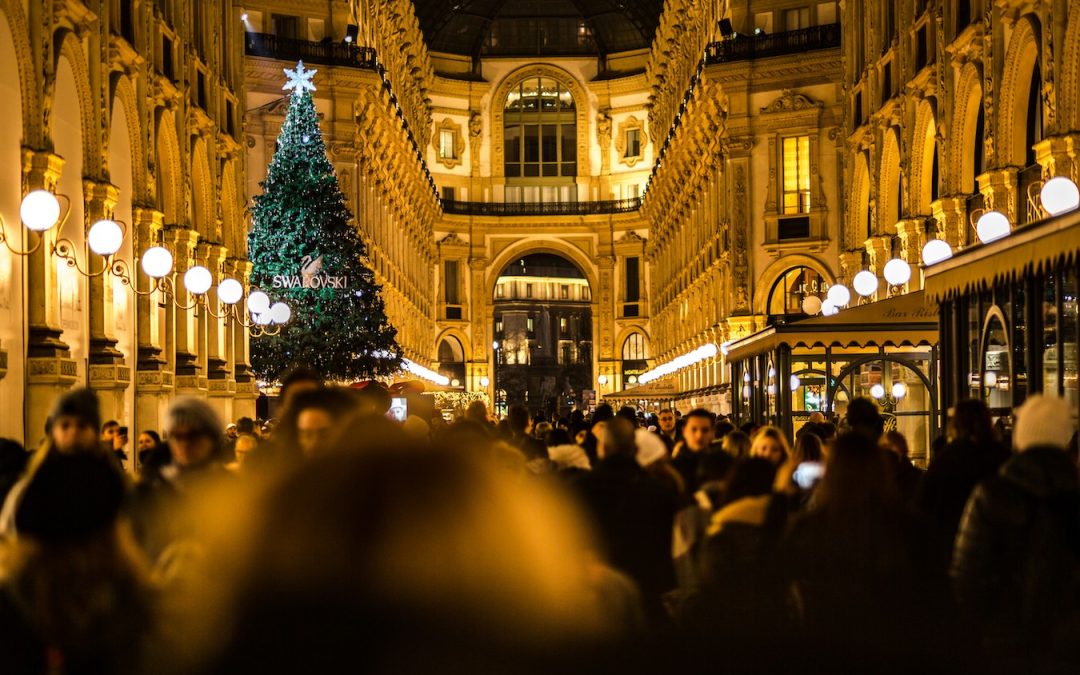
left=0, top=365, right=1077, bottom=674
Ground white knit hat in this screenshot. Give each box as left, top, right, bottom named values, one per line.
left=1013, top=394, right=1074, bottom=452
left=635, top=428, right=668, bottom=467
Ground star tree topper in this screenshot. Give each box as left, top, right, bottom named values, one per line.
left=283, top=60, right=317, bottom=96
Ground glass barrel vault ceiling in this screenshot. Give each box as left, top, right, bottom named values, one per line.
left=411, top=0, right=665, bottom=57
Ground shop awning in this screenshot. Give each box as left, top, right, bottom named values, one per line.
left=925, top=209, right=1080, bottom=302
left=726, top=291, right=939, bottom=362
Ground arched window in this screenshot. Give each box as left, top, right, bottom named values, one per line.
left=766, top=266, right=827, bottom=321
left=504, top=77, right=577, bottom=186
left=437, top=336, right=466, bottom=386
left=621, top=333, right=648, bottom=388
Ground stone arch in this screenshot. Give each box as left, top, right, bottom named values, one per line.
left=190, top=137, right=212, bottom=240
left=155, top=110, right=181, bottom=224
left=910, top=99, right=938, bottom=215
left=490, top=64, right=591, bottom=180
left=1062, top=0, right=1080, bottom=134
left=0, top=0, right=37, bottom=148
left=998, top=14, right=1042, bottom=168
left=52, top=30, right=101, bottom=178
left=615, top=326, right=651, bottom=359
left=434, top=327, right=471, bottom=362
left=752, top=254, right=835, bottom=316
left=952, top=62, right=984, bottom=193
left=220, top=160, right=241, bottom=255
left=878, top=126, right=902, bottom=232
left=847, top=150, right=871, bottom=248
left=485, top=239, right=598, bottom=299
left=109, top=74, right=148, bottom=202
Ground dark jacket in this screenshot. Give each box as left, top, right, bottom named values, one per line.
left=916, top=437, right=1010, bottom=560
left=951, top=446, right=1080, bottom=663
left=671, top=448, right=702, bottom=494
left=572, top=454, right=679, bottom=622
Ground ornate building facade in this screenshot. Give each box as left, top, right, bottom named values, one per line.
left=0, top=0, right=253, bottom=447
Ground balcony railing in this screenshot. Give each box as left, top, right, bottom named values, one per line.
left=705, top=23, right=841, bottom=64
left=442, top=198, right=642, bottom=217
left=244, top=32, right=377, bottom=70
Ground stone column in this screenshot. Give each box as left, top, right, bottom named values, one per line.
left=1034, top=133, right=1080, bottom=180
left=23, top=150, right=76, bottom=447
left=202, top=244, right=232, bottom=421
left=930, top=196, right=969, bottom=249
left=229, top=259, right=256, bottom=420
left=596, top=255, right=616, bottom=389
left=169, top=227, right=203, bottom=394
left=469, top=257, right=489, bottom=389
left=895, top=218, right=926, bottom=291
left=864, top=235, right=893, bottom=277
left=84, top=179, right=130, bottom=425
left=977, top=168, right=1019, bottom=223
left=132, top=207, right=173, bottom=439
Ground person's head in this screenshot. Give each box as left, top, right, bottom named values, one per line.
left=137, top=430, right=161, bottom=451
left=722, top=430, right=752, bottom=458
left=845, top=397, right=884, bottom=439
left=289, top=387, right=358, bottom=458
left=165, top=397, right=225, bottom=468
left=225, top=423, right=239, bottom=440
left=234, top=434, right=259, bottom=466
left=570, top=422, right=589, bottom=446
left=750, top=426, right=790, bottom=466
left=815, top=431, right=899, bottom=514
left=657, top=409, right=676, bottom=433
left=236, top=417, right=256, bottom=436
left=533, top=421, right=553, bottom=439
left=354, top=384, right=392, bottom=417
left=616, top=406, right=637, bottom=426
left=1013, top=394, right=1074, bottom=452
left=881, top=430, right=909, bottom=459
left=100, top=420, right=119, bottom=442
left=723, top=457, right=778, bottom=505
left=947, top=398, right=995, bottom=445
left=598, top=417, right=636, bottom=460
left=714, top=419, right=735, bottom=441
left=682, top=409, right=715, bottom=452
left=592, top=404, right=614, bottom=426
left=545, top=428, right=572, bottom=447
left=279, top=366, right=323, bottom=411
left=507, top=404, right=531, bottom=436
left=793, top=429, right=825, bottom=464
left=48, top=388, right=103, bottom=454
left=14, top=451, right=125, bottom=544
left=698, top=446, right=734, bottom=485
left=464, top=400, right=489, bottom=425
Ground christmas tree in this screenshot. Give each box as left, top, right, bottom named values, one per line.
left=248, top=61, right=401, bottom=382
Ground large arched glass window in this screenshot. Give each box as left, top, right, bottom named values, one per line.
left=504, top=77, right=576, bottom=181
left=766, top=266, right=827, bottom=321
left=621, top=333, right=649, bottom=388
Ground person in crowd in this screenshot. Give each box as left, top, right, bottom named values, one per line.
left=951, top=395, right=1080, bottom=670
left=132, top=397, right=233, bottom=562
left=276, top=366, right=323, bottom=415
left=672, top=409, right=715, bottom=492
left=402, top=415, right=432, bottom=442
left=225, top=423, right=239, bottom=442
left=581, top=404, right=614, bottom=466
left=570, top=421, right=590, bottom=447
left=261, top=387, right=360, bottom=464
left=137, top=430, right=162, bottom=468
left=681, top=457, right=789, bottom=660
left=545, top=428, right=591, bottom=479
left=101, top=419, right=120, bottom=450
left=616, top=406, right=638, bottom=427
left=775, top=429, right=823, bottom=497
left=229, top=434, right=259, bottom=470
left=532, top=420, right=553, bottom=440
left=573, top=417, right=679, bottom=626
left=671, top=444, right=734, bottom=601
left=722, top=429, right=752, bottom=459
left=917, top=398, right=1011, bottom=563
left=656, top=409, right=678, bottom=452
left=882, top=430, right=922, bottom=504
left=507, top=404, right=547, bottom=461
left=101, top=419, right=131, bottom=470
left=0, top=448, right=157, bottom=674
left=463, top=399, right=491, bottom=430
left=235, top=417, right=257, bottom=439
left=843, top=397, right=885, bottom=440
left=784, top=432, right=953, bottom=669
left=749, top=426, right=790, bottom=467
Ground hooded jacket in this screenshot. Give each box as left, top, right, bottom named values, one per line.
left=951, top=446, right=1080, bottom=657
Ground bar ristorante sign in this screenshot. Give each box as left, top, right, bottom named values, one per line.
left=272, top=254, right=349, bottom=289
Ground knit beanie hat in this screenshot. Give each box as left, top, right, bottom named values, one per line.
left=635, top=428, right=668, bottom=467
left=165, top=396, right=224, bottom=439
left=1013, top=394, right=1074, bottom=452
left=15, top=452, right=125, bottom=542
left=46, top=387, right=101, bottom=433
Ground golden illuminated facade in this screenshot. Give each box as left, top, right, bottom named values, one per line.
left=0, top=0, right=252, bottom=447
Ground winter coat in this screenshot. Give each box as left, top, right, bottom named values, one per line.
left=951, top=446, right=1080, bottom=664
left=916, top=437, right=1010, bottom=560
left=571, top=454, right=679, bottom=623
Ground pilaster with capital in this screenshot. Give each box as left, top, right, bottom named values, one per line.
left=22, top=150, right=69, bottom=357
left=84, top=179, right=125, bottom=364
left=133, top=207, right=167, bottom=369
left=168, top=227, right=200, bottom=377
left=597, top=255, right=615, bottom=360
left=1034, top=134, right=1080, bottom=181
left=977, top=169, right=1019, bottom=224
left=200, top=242, right=230, bottom=381
left=895, top=219, right=926, bottom=290
left=229, top=258, right=254, bottom=383
left=930, top=196, right=969, bottom=249
left=864, top=235, right=893, bottom=277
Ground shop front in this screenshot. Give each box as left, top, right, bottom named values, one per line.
left=925, top=210, right=1079, bottom=433
left=726, top=292, right=940, bottom=465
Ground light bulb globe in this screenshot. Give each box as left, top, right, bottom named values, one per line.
left=853, top=270, right=879, bottom=297
left=976, top=210, right=1011, bottom=243
left=827, top=283, right=852, bottom=307
left=269, top=302, right=292, bottom=324
left=870, top=383, right=886, bottom=399
left=87, top=219, right=124, bottom=256
left=891, top=382, right=908, bottom=399
left=801, top=295, right=822, bottom=315
left=790, top=375, right=801, bottom=391
left=246, top=290, right=270, bottom=315
left=883, top=258, right=912, bottom=286
left=821, top=299, right=839, bottom=316
left=20, top=190, right=61, bottom=232
left=1040, top=176, right=1080, bottom=216
left=141, top=246, right=173, bottom=278
left=217, top=278, right=244, bottom=305
left=921, top=239, right=953, bottom=266
left=183, top=266, right=213, bottom=295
